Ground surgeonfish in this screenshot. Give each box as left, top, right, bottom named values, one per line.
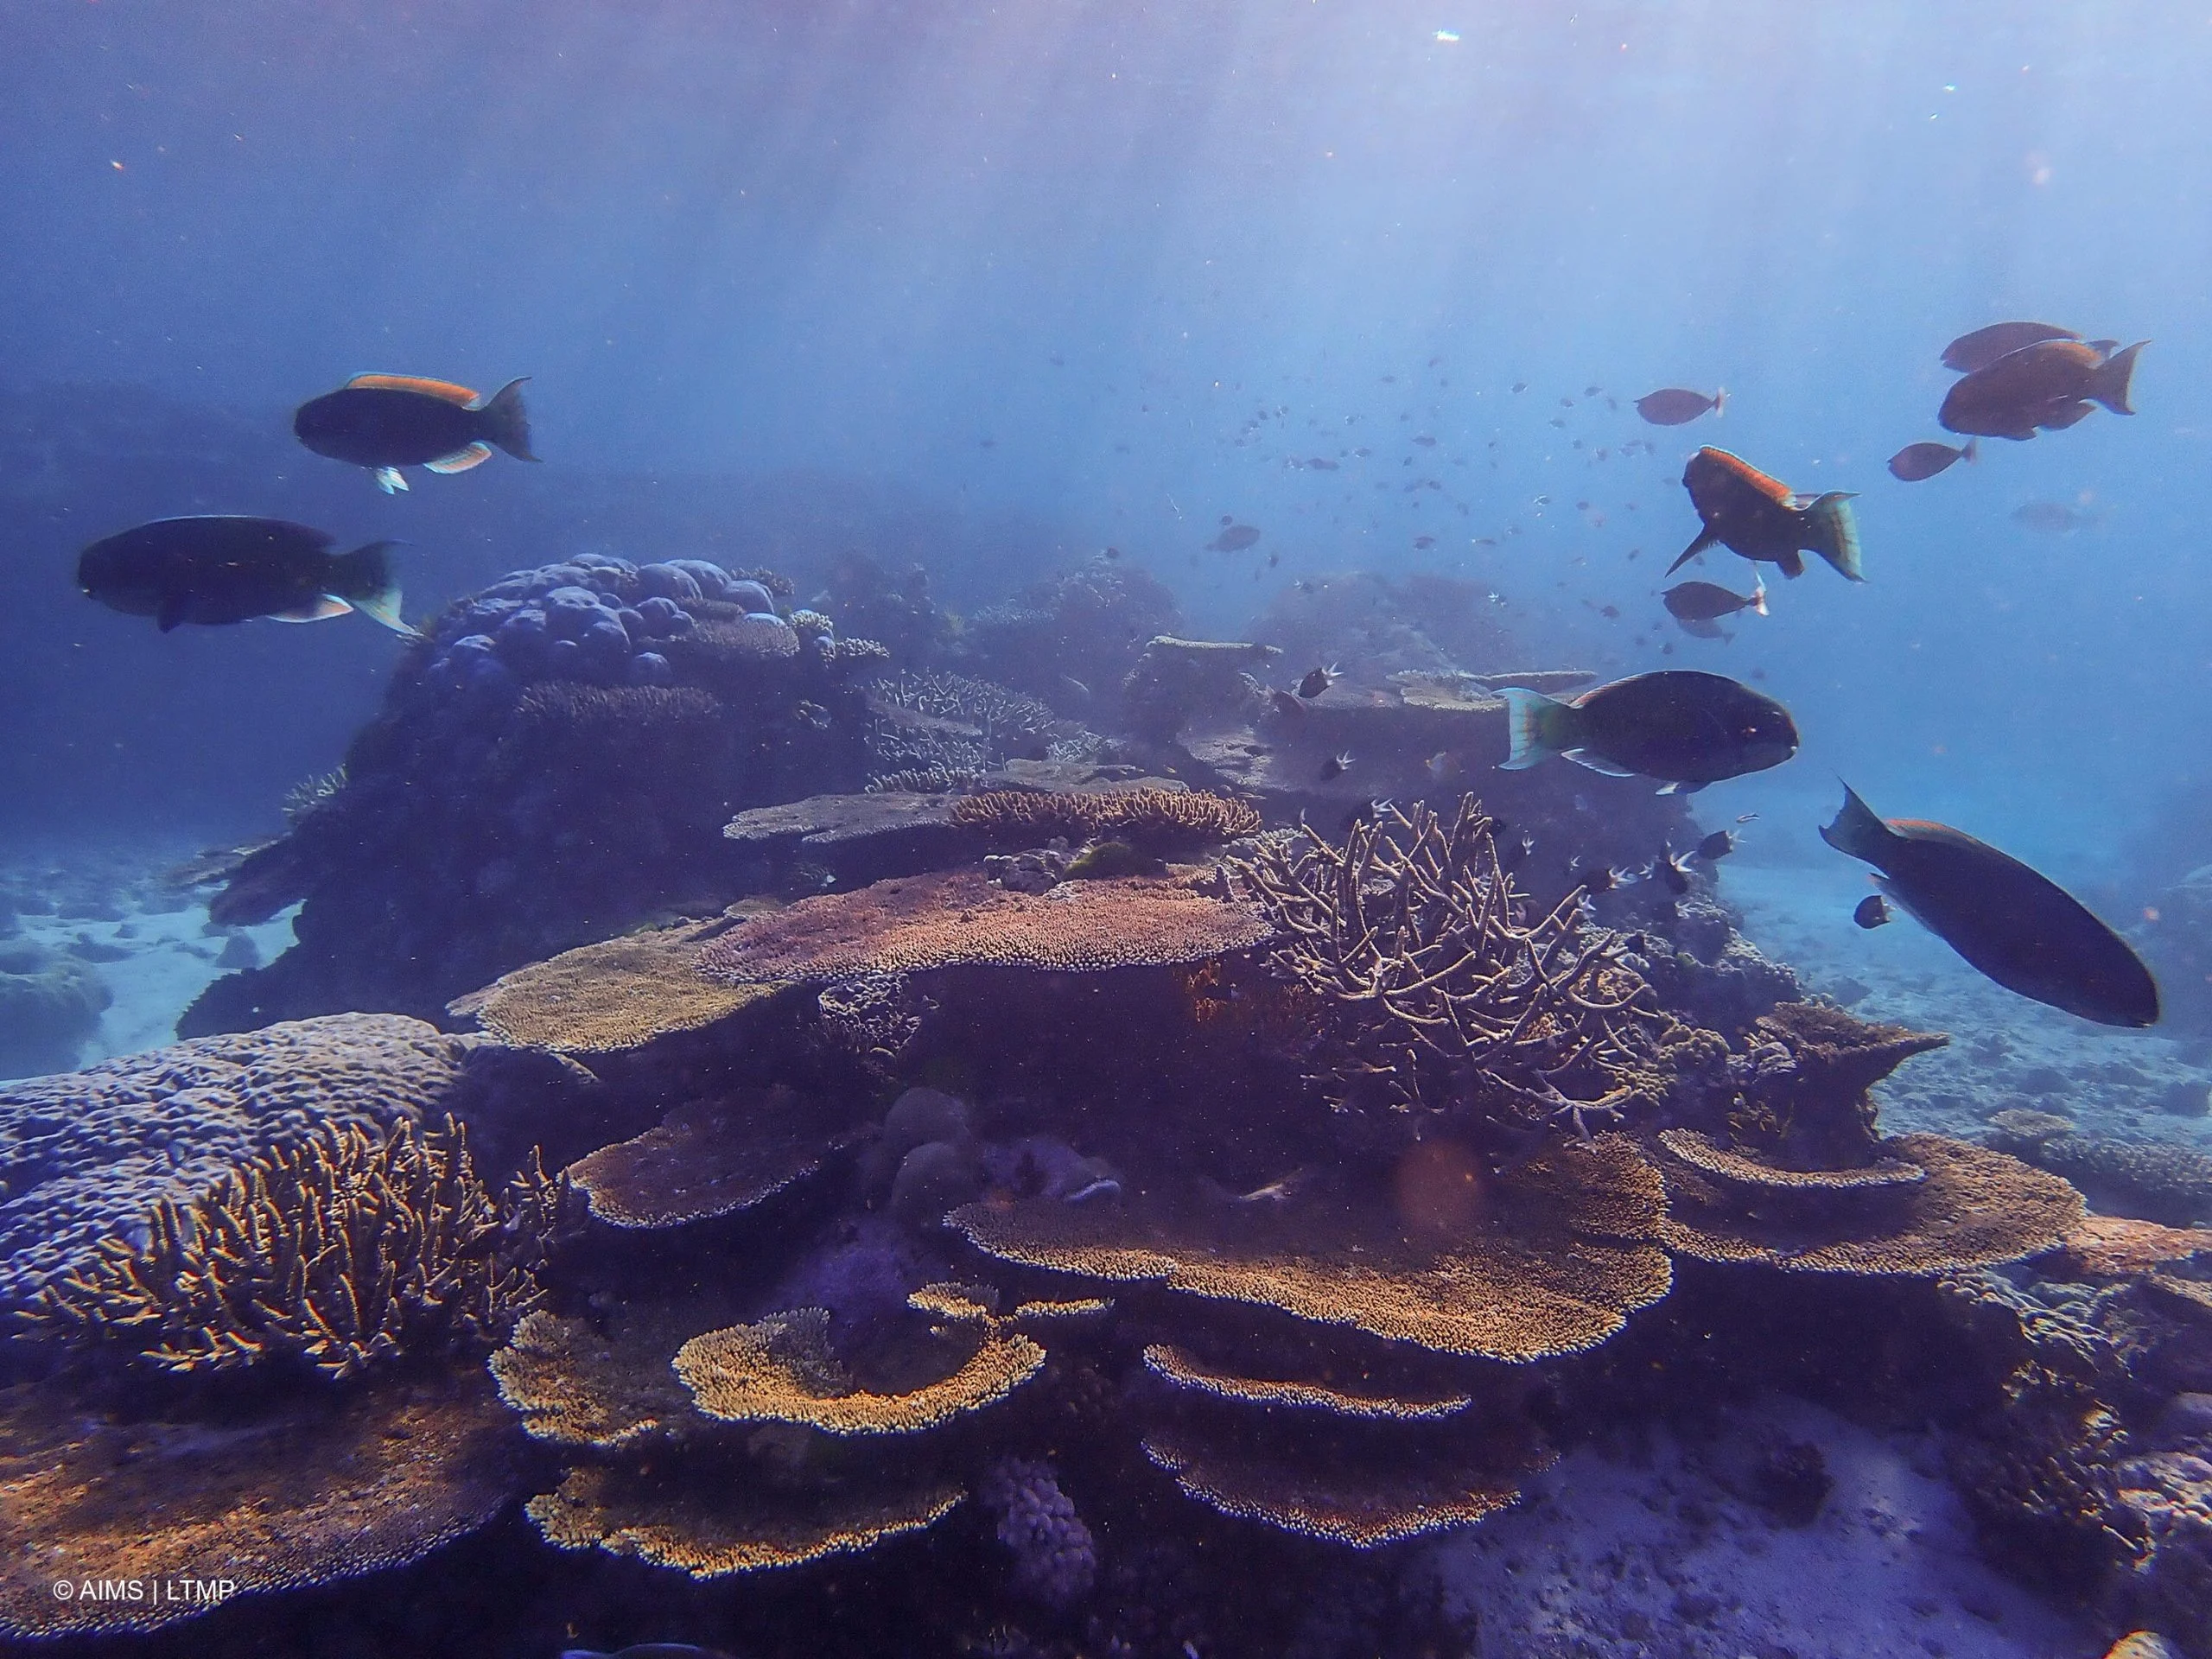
left=1886, top=439, right=1976, bottom=481
left=294, top=372, right=537, bottom=493
left=1635, top=387, right=1725, bottom=425
left=78, top=516, right=411, bottom=636
left=1820, top=785, right=2158, bottom=1027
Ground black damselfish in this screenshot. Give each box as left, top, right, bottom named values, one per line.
left=1820, top=785, right=2158, bottom=1027
left=78, top=517, right=411, bottom=635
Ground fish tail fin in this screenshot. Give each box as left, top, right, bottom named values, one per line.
left=1664, top=529, right=1718, bottom=575
left=1749, top=575, right=1768, bottom=616
left=2087, top=340, right=2145, bottom=416
left=331, top=541, right=417, bottom=637
left=1497, top=686, right=1578, bottom=771
left=1961, top=438, right=1978, bottom=464
left=1818, top=782, right=1896, bottom=864
left=476, top=376, right=539, bottom=461
left=1803, top=492, right=1865, bottom=582
left=1712, top=387, right=1725, bottom=417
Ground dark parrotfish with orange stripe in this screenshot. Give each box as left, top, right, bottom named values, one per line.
left=1937, top=339, right=2145, bottom=442
left=294, top=372, right=538, bottom=493
left=1669, top=448, right=1863, bottom=582
left=1820, top=785, right=2158, bottom=1027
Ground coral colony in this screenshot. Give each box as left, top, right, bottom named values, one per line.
left=3, top=548, right=2209, bottom=1659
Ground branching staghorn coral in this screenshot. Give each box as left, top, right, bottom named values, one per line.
left=1227, top=796, right=1662, bottom=1139
left=29, top=1117, right=570, bottom=1381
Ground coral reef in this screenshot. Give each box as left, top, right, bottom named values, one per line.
left=0, top=1013, right=475, bottom=1319
left=25, top=1116, right=562, bottom=1380
left=965, top=558, right=1183, bottom=711
left=696, top=868, right=1272, bottom=981
left=2017, top=1134, right=2212, bottom=1227
left=1119, top=635, right=1280, bottom=741
left=565, top=1088, right=862, bottom=1230
left=1229, top=796, right=1664, bottom=1141
left=450, top=918, right=788, bottom=1054
left=0, top=1370, right=520, bottom=1640
left=0, top=938, right=110, bottom=1078
left=949, top=785, right=1262, bottom=850
left=1245, top=569, right=1516, bottom=688
left=977, top=1456, right=1098, bottom=1608
left=182, top=553, right=887, bottom=1032
left=950, top=1133, right=1670, bottom=1361
left=1655, top=1130, right=2082, bottom=1275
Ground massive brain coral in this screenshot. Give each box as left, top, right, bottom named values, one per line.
left=694, top=868, right=1274, bottom=982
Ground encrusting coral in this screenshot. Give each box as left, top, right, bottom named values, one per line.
left=949, top=785, right=1262, bottom=849
left=27, top=1116, right=565, bottom=1381
left=1227, top=795, right=1663, bottom=1140
left=694, top=868, right=1273, bottom=982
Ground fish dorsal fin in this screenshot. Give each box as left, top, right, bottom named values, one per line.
left=423, top=442, right=494, bottom=474
left=344, top=372, right=481, bottom=405
left=269, top=596, right=355, bottom=624
left=1703, top=448, right=1792, bottom=505
left=1887, top=818, right=1999, bottom=855
left=1560, top=748, right=1638, bottom=779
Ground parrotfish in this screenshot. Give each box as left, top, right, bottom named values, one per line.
left=1498, top=669, right=1799, bottom=794
left=295, top=372, right=537, bottom=493
left=1937, top=340, right=2145, bottom=442
left=1820, top=785, right=2158, bottom=1027
left=78, top=516, right=411, bottom=635
left=1669, top=448, right=1863, bottom=582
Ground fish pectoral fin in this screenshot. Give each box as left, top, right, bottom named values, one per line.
left=374, top=467, right=410, bottom=494
left=1656, top=780, right=1708, bottom=796
left=1664, top=530, right=1718, bottom=575
left=345, top=372, right=480, bottom=404
left=1776, top=549, right=1806, bottom=579
left=269, top=596, right=355, bottom=624
left=156, top=594, right=189, bottom=632
left=423, top=442, right=494, bottom=474
left=1560, top=749, right=1638, bottom=779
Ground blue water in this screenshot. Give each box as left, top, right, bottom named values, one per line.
left=4, top=1, right=2207, bottom=874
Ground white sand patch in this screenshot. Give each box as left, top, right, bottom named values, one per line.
left=1439, top=1395, right=2096, bottom=1659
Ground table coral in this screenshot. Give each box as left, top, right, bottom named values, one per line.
left=451, top=919, right=787, bottom=1053
left=950, top=1134, right=1671, bottom=1363
left=949, top=785, right=1262, bottom=849
left=695, top=868, right=1272, bottom=982
left=0, top=1370, right=519, bottom=1639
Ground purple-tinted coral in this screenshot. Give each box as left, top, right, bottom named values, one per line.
left=978, top=1457, right=1097, bottom=1609
left=416, top=554, right=822, bottom=700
